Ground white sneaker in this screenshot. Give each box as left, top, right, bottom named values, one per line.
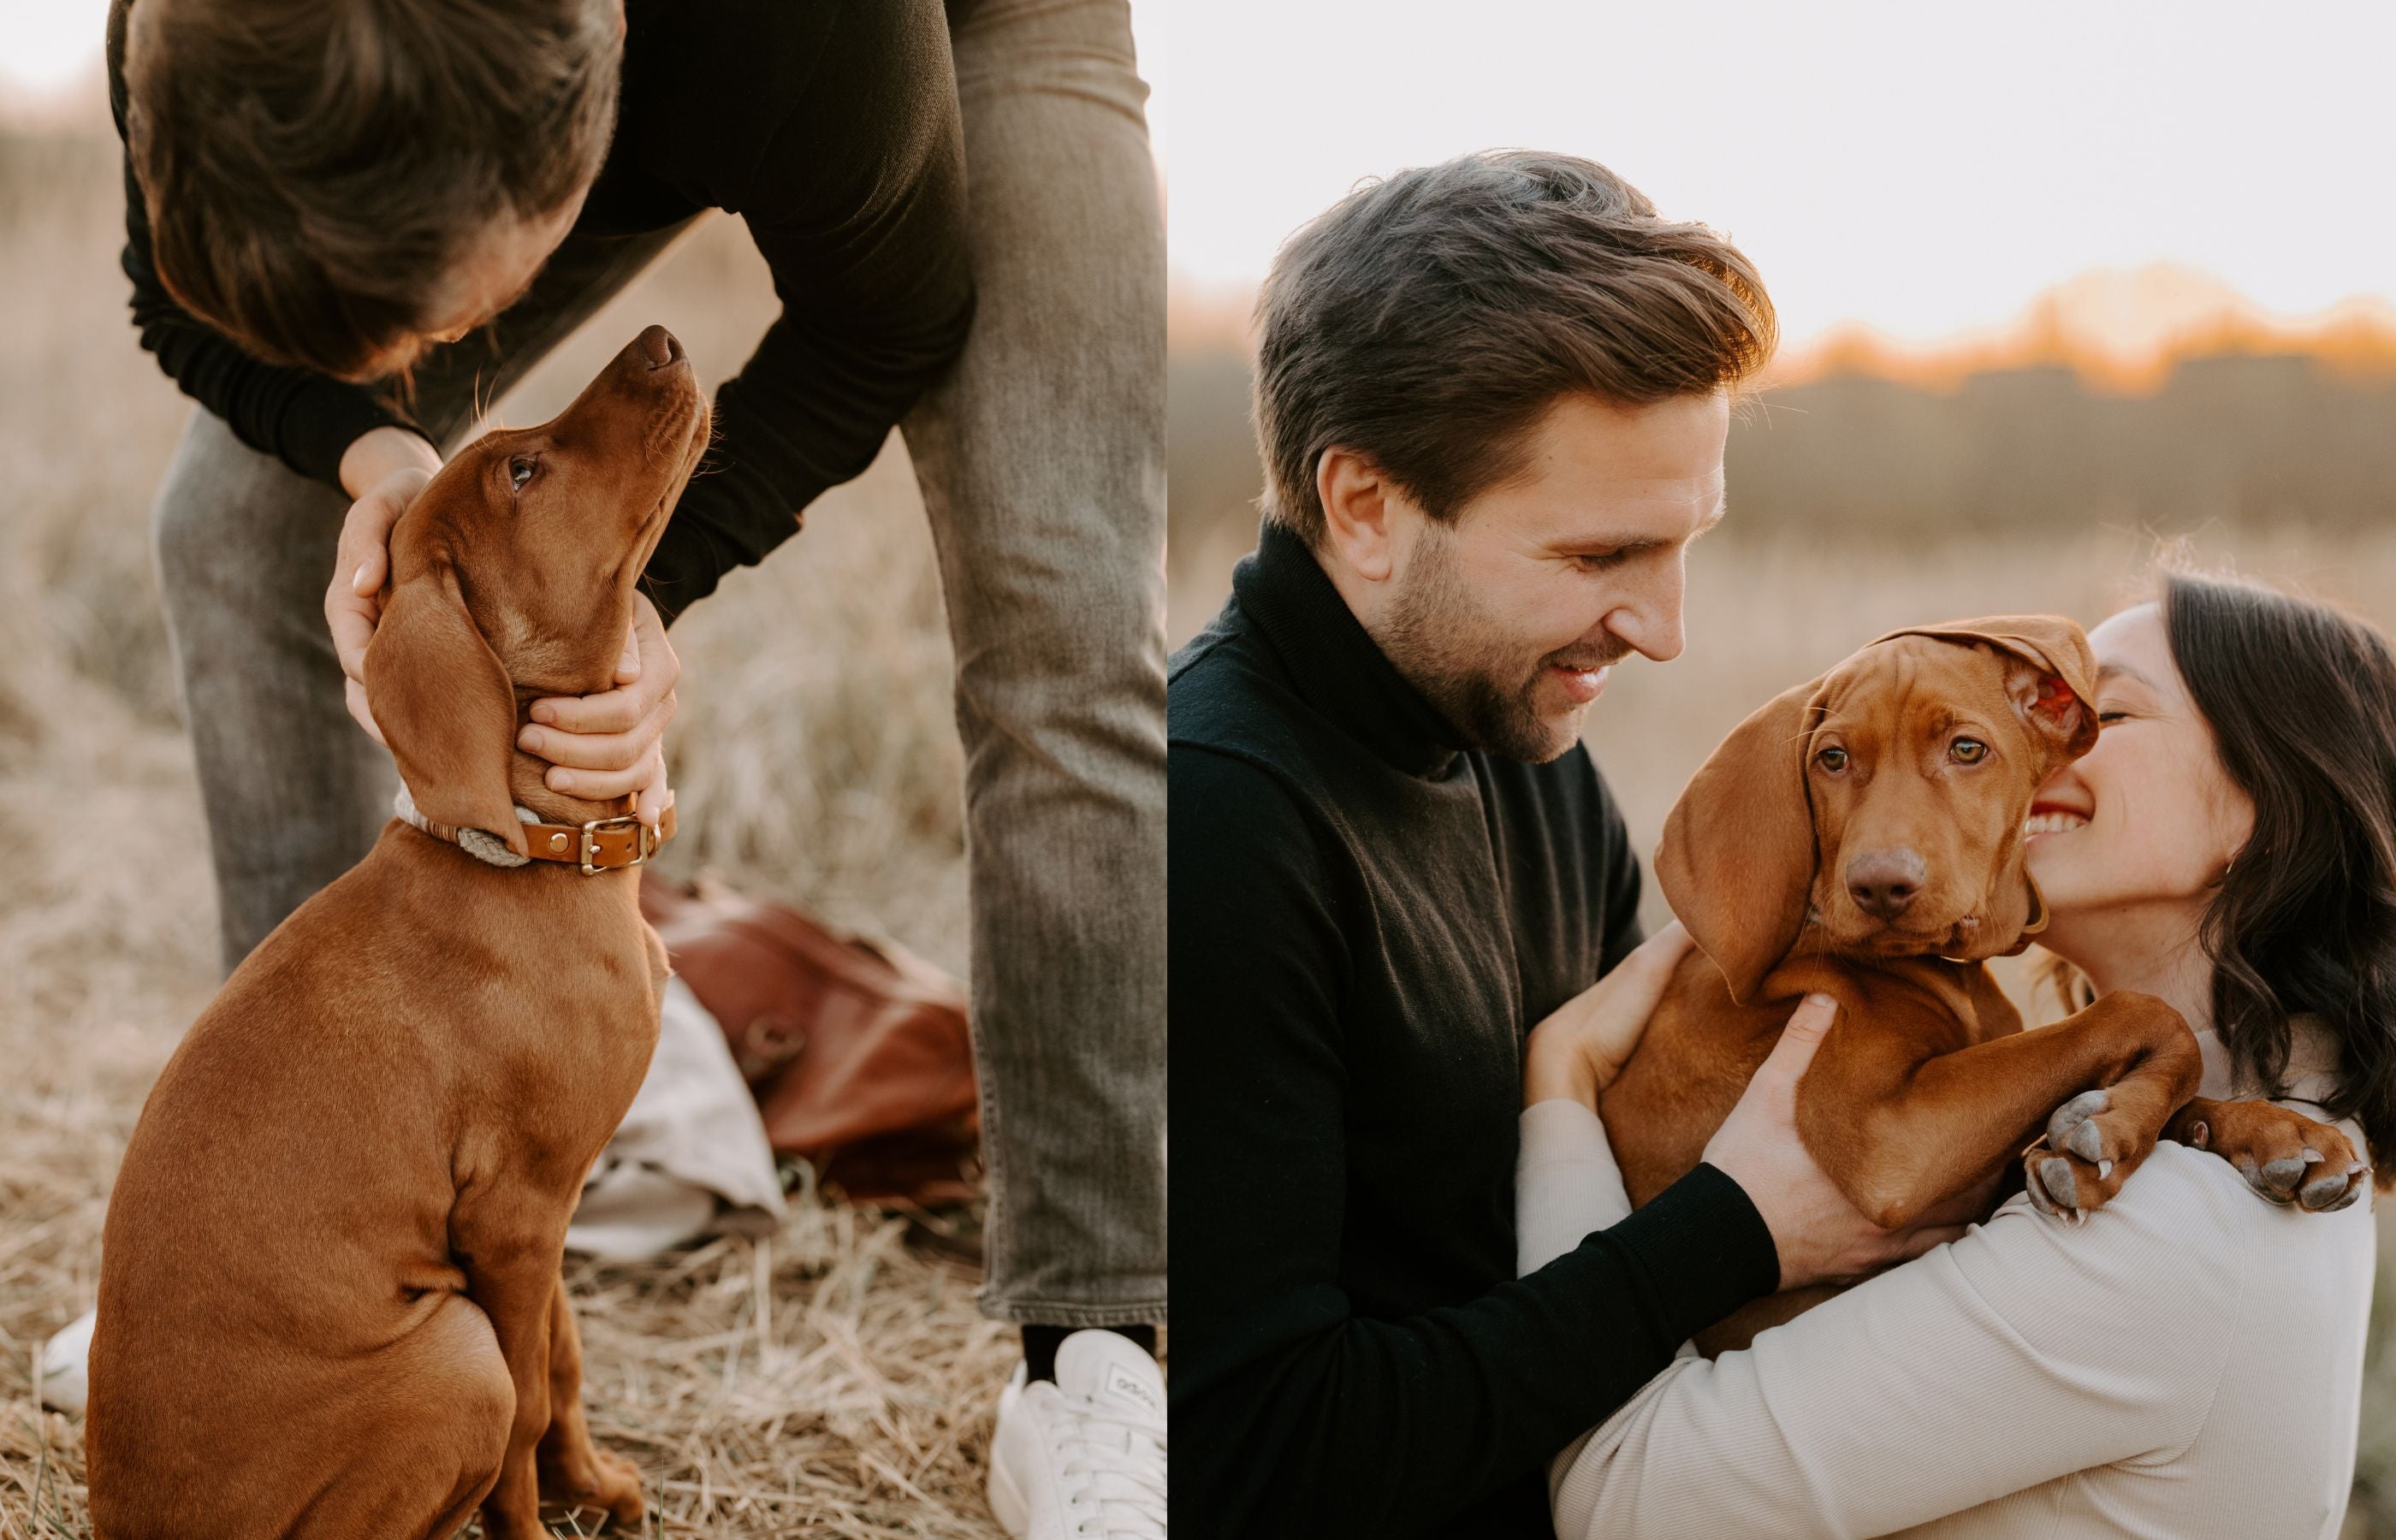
left=38, top=1306, right=97, bottom=1415
left=987, top=1330, right=1168, bottom=1538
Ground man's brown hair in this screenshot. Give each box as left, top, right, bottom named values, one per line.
left=123, top=0, right=622, bottom=382
left=1252, top=150, right=1777, bottom=545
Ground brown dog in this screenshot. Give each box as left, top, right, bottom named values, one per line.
left=1600, top=617, right=2367, bottom=1353
left=86, top=326, right=709, bottom=1538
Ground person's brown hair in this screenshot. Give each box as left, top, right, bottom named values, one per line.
left=2161, top=573, right=2396, bottom=1175
left=123, top=0, right=622, bottom=382
left=1250, top=150, right=1777, bottom=546
left=2043, top=573, right=2396, bottom=1173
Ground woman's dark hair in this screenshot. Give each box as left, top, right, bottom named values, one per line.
left=2163, top=572, right=2396, bottom=1175
left=123, top=0, right=622, bottom=382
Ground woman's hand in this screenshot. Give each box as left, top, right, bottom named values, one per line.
left=1524, top=922, right=1696, bottom=1109
left=1705, top=994, right=1984, bottom=1292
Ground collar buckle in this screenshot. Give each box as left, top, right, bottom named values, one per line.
left=579, top=813, right=658, bottom=876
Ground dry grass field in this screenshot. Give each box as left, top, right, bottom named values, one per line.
left=0, top=126, right=1012, bottom=1538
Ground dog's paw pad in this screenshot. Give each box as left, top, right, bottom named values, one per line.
left=2047, top=1088, right=2109, bottom=1147
left=2025, top=1140, right=2136, bottom=1224
left=2023, top=1153, right=2063, bottom=1217
left=2297, top=1160, right=2369, bottom=1213
left=2038, top=1157, right=2079, bottom=1211
left=2258, top=1156, right=2309, bottom=1199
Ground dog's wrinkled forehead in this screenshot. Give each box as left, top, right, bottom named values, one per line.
left=1815, top=634, right=2019, bottom=733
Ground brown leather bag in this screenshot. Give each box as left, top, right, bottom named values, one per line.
left=639, top=873, right=982, bottom=1207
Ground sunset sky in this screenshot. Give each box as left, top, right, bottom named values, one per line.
left=10, top=2, right=2393, bottom=349
left=1150, top=1, right=2396, bottom=346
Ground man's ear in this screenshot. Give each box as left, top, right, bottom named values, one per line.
left=1655, top=675, right=1825, bottom=1004
left=365, top=560, right=527, bottom=856
left=1875, top=616, right=2098, bottom=761
left=1315, top=447, right=1398, bottom=583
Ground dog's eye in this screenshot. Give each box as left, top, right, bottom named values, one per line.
left=508, top=456, right=537, bottom=491
left=1815, top=745, right=1849, bottom=773
left=1950, top=737, right=1989, bottom=764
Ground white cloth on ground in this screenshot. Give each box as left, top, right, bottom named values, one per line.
left=566, top=974, right=786, bottom=1261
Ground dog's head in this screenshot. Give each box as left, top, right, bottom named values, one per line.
left=1657, top=617, right=2097, bottom=1002
left=364, top=325, right=709, bottom=856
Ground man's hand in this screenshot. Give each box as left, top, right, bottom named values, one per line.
left=1705, top=994, right=1983, bottom=1292
left=1524, top=922, right=1695, bottom=1108
left=516, top=592, right=679, bottom=828
left=329, top=427, right=442, bottom=748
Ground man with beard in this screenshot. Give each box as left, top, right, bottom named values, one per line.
left=1169, top=151, right=1962, bottom=1537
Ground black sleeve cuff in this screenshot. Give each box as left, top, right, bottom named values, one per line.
left=1607, top=1162, right=1780, bottom=1344
left=284, top=386, right=419, bottom=493
left=638, top=521, right=729, bottom=628
left=638, top=452, right=805, bottom=628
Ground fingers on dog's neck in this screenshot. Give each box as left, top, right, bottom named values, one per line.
left=507, top=750, right=632, bottom=829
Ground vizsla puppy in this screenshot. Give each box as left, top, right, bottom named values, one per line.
left=1600, top=618, right=2366, bottom=1353
left=86, top=326, right=709, bottom=1539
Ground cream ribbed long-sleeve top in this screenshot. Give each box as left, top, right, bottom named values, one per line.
left=1517, top=1024, right=2375, bottom=1539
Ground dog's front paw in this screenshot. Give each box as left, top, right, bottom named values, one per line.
left=2022, top=1140, right=2130, bottom=1224
left=590, top=1449, right=647, bottom=1529
left=541, top=1444, right=646, bottom=1530
left=2043, top=1087, right=2150, bottom=1169
left=2023, top=1087, right=2162, bottom=1223
left=2177, top=1098, right=2368, bottom=1212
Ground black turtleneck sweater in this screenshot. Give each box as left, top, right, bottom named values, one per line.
left=1168, top=521, right=1782, bottom=1539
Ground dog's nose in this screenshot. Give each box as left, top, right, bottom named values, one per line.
left=1847, top=848, right=1927, bottom=921
left=637, top=324, right=682, bottom=369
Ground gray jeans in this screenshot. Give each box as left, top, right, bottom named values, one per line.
left=151, top=0, right=1165, bottom=1328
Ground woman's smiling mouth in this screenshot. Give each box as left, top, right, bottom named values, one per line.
left=2025, top=803, right=2091, bottom=839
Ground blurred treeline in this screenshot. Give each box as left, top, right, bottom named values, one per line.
left=1168, top=340, right=2396, bottom=639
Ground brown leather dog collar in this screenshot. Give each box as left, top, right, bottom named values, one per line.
left=518, top=806, right=675, bottom=874
left=394, top=785, right=674, bottom=874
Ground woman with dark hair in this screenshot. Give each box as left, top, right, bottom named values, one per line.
left=1522, top=572, right=2396, bottom=1537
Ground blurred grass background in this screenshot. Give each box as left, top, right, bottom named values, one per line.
left=0, top=120, right=1009, bottom=1537
left=1171, top=286, right=2396, bottom=1535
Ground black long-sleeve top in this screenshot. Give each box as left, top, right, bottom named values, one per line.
left=1168, top=520, right=1782, bottom=1538
left=106, top=0, right=974, bottom=625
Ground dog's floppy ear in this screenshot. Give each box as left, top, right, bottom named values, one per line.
left=1656, top=674, right=1825, bottom=1004
left=365, top=557, right=527, bottom=857
left=1874, top=615, right=2098, bottom=762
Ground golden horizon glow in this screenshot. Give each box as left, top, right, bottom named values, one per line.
left=1170, top=261, right=2396, bottom=399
